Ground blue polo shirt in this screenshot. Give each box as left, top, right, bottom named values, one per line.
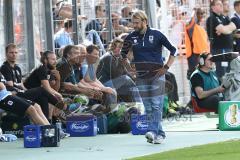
left=121, top=27, right=176, bottom=66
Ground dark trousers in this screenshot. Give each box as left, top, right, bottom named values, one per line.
left=16, top=87, right=58, bottom=118
left=165, top=71, right=179, bottom=102
left=197, top=95, right=221, bottom=112
left=211, top=48, right=232, bottom=79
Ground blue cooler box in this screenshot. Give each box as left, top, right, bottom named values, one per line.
left=24, top=125, right=41, bottom=148
left=131, top=114, right=148, bottom=135
left=66, top=114, right=97, bottom=137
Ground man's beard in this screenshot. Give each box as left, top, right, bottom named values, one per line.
left=47, top=63, right=56, bottom=70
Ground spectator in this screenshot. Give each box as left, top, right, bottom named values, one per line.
left=85, top=4, right=105, bottom=35
left=185, top=8, right=210, bottom=79
left=121, top=10, right=176, bottom=144
left=190, top=53, right=224, bottom=112
left=111, top=12, right=129, bottom=38
left=54, top=19, right=74, bottom=49
left=222, top=0, right=230, bottom=17
left=120, top=6, right=133, bottom=27
left=206, top=0, right=236, bottom=79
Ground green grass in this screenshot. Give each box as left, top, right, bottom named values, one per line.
left=128, top=140, right=240, bottom=160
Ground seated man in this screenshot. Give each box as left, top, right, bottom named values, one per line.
left=56, top=45, right=103, bottom=100
left=23, top=50, right=78, bottom=121
left=0, top=81, right=49, bottom=125
left=96, top=38, right=142, bottom=104
left=190, top=53, right=225, bottom=111
left=82, top=44, right=117, bottom=106
left=1, top=43, right=66, bottom=120
left=69, top=44, right=117, bottom=110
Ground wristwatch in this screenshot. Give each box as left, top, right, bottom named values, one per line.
left=164, top=64, right=169, bottom=70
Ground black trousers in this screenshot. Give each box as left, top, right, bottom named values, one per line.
left=16, top=87, right=58, bottom=118
left=197, top=95, right=221, bottom=112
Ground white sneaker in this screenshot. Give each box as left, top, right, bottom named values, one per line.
left=153, top=135, right=165, bottom=144
left=145, top=131, right=155, bottom=144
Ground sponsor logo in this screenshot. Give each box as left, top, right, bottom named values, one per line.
left=71, top=122, right=89, bottom=132
left=136, top=121, right=148, bottom=130
left=25, top=135, right=37, bottom=142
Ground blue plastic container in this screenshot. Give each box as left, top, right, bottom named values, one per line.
left=24, top=125, right=41, bottom=148
left=66, top=114, right=97, bottom=137
left=131, top=114, right=148, bottom=135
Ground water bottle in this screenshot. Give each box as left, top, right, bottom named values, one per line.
left=56, top=122, right=62, bottom=130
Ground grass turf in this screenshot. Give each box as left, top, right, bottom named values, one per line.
left=129, top=139, right=240, bottom=160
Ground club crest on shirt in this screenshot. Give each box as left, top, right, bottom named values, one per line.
left=7, top=100, right=13, bottom=106
left=149, top=35, right=154, bottom=43
left=133, top=39, right=138, bottom=44
left=47, top=75, right=51, bottom=80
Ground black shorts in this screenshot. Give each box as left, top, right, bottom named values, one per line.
left=0, top=95, right=34, bottom=117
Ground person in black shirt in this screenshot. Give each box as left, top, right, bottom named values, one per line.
left=190, top=53, right=225, bottom=111
left=0, top=44, right=65, bottom=120
left=231, top=0, right=240, bottom=53
left=24, top=50, right=61, bottom=94
left=206, top=0, right=236, bottom=79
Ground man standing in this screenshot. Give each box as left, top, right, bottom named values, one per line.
left=121, top=10, right=176, bottom=144
left=231, top=0, right=240, bottom=53
left=185, top=8, right=210, bottom=79
left=206, top=0, right=236, bottom=79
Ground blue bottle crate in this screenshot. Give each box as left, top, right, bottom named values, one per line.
left=131, top=114, right=148, bottom=135
left=66, top=114, right=97, bottom=137
left=24, top=125, right=41, bottom=148
left=97, top=114, right=108, bottom=134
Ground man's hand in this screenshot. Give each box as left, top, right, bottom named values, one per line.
left=217, top=85, right=225, bottom=93
left=154, top=65, right=168, bottom=77
left=101, top=87, right=117, bottom=96
left=84, top=88, right=103, bottom=101
left=54, top=92, right=63, bottom=101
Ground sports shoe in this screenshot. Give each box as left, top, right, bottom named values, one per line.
left=67, top=103, right=81, bottom=114
left=145, top=131, right=155, bottom=144
left=152, top=135, right=165, bottom=144
left=60, top=130, right=70, bottom=139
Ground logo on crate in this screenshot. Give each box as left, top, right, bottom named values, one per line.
left=25, top=135, right=37, bottom=142
left=136, top=121, right=148, bottom=130
left=71, top=122, right=90, bottom=132
left=224, top=104, right=240, bottom=127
